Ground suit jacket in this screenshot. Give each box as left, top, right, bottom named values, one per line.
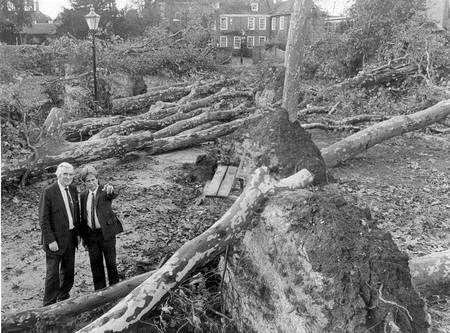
left=79, top=185, right=123, bottom=241
left=39, top=182, right=80, bottom=255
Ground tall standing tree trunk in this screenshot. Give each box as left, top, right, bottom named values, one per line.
left=282, top=0, right=314, bottom=122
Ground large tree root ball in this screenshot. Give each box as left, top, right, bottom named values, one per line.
left=223, top=186, right=430, bottom=333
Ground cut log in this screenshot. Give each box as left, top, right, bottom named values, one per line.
left=1, top=271, right=155, bottom=333
left=63, top=115, right=128, bottom=141
left=110, top=78, right=234, bottom=115
left=2, top=114, right=262, bottom=185
left=77, top=167, right=314, bottom=333
left=321, top=99, right=450, bottom=168
left=152, top=103, right=251, bottom=139
left=175, top=121, right=222, bottom=136
left=89, top=90, right=253, bottom=140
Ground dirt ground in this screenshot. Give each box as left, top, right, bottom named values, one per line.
left=1, top=131, right=449, bottom=331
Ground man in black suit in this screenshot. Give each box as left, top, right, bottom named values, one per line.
left=79, top=165, right=123, bottom=290
left=39, top=162, right=79, bottom=306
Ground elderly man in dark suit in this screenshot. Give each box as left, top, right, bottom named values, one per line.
left=79, top=165, right=123, bottom=290
left=39, top=162, right=79, bottom=306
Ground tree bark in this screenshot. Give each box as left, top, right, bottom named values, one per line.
left=2, top=114, right=262, bottom=185
left=282, top=0, right=314, bottom=122
left=110, top=78, right=234, bottom=115
left=1, top=271, right=155, bottom=333
left=77, top=167, right=315, bottom=333
left=87, top=90, right=253, bottom=141
left=321, top=99, right=450, bottom=168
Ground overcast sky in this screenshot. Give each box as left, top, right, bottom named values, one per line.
left=39, top=0, right=353, bottom=20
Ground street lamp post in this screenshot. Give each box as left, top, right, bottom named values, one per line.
left=240, top=30, right=245, bottom=65
left=85, top=6, right=100, bottom=102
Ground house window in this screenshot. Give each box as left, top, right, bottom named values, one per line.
left=258, top=17, right=266, bottom=30
left=259, top=36, right=266, bottom=45
left=250, top=3, right=258, bottom=12
left=219, top=36, right=228, bottom=47
left=271, top=17, right=276, bottom=30
left=220, top=17, right=228, bottom=30
left=247, top=36, right=254, bottom=48
left=279, top=16, right=285, bottom=30
left=234, top=36, right=242, bottom=49
left=211, top=21, right=217, bottom=30
left=248, top=17, right=255, bottom=30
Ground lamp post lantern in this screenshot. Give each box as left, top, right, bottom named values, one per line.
left=85, top=6, right=100, bottom=102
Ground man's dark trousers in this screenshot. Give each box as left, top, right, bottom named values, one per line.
left=86, top=229, right=119, bottom=290
left=43, top=230, right=77, bottom=306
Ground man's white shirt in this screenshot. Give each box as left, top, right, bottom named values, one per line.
left=57, top=181, right=75, bottom=230
left=87, top=187, right=101, bottom=229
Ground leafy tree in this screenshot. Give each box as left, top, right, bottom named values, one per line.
left=0, top=0, right=32, bottom=44
left=346, top=0, right=426, bottom=65
left=55, top=0, right=126, bottom=38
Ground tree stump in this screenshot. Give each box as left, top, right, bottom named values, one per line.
left=241, top=108, right=327, bottom=184
left=222, top=186, right=429, bottom=332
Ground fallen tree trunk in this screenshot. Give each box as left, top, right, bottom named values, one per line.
left=321, top=99, right=450, bottom=168
left=85, top=90, right=252, bottom=141
left=77, top=167, right=315, bottom=332
left=2, top=114, right=262, bottom=185
left=1, top=271, right=155, bottom=333
left=111, top=78, right=234, bottom=115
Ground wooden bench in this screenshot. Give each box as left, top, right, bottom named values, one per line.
left=204, top=164, right=240, bottom=197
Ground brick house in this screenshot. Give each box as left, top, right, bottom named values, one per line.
left=213, top=0, right=272, bottom=51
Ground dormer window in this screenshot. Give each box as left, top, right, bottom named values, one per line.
left=220, top=16, right=228, bottom=30
left=250, top=3, right=258, bottom=12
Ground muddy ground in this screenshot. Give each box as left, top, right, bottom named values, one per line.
left=1, top=130, right=449, bottom=331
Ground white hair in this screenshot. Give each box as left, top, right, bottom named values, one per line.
left=55, top=162, right=74, bottom=177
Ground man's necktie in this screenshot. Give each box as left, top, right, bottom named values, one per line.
left=90, top=192, right=96, bottom=229
left=65, top=187, right=74, bottom=220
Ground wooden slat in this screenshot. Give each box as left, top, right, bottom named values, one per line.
left=217, top=166, right=238, bottom=197
left=204, top=165, right=228, bottom=196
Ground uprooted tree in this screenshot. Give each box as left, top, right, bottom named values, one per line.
left=2, top=0, right=449, bottom=331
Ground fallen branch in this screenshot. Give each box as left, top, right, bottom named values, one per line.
left=77, top=167, right=315, bottom=332
left=297, top=106, right=329, bottom=118
left=321, top=99, right=450, bottom=168
left=301, top=123, right=361, bottom=131
left=1, top=270, right=155, bottom=332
